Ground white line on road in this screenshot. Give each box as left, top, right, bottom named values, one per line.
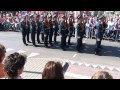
left=65, top=72, right=91, bottom=79
left=6, top=48, right=14, bottom=52
left=83, top=38, right=87, bottom=43
left=83, top=40, right=86, bottom=43
left=73, top=54, right=77, bottom=58
left=18, top=50, right=26, bottom=53
left=27, top=52, right=39, bottom=58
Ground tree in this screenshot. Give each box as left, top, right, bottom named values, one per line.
left=115, top=11, right=120, bottom=14
left=97, top=11, right=104, bottom=17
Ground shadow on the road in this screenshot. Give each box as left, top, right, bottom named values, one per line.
left=25, top=39, right=120, bottom=58
left=51, top=42, right=120, bottom=58
left=100, top=45, right=120, bottom=58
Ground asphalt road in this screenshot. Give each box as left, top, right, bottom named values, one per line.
left=0, top=31, right=120, bottom=68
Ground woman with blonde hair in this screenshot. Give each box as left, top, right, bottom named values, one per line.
left=91, top=71, right=113, bottom=79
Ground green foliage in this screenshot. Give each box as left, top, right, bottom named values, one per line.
left=97, top=11, right=104, bottom=17
left=115, top=11, right=120, bottom=14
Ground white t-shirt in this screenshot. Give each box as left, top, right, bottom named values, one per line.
left=86, top=23, right=90, bottom=27
left=107, top=21, right=115, bottom=30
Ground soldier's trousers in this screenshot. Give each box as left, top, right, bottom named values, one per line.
left=95, top=34, right=102, bottom=51
left=49, top=30, right=53, bottom=45
left=41, top=33, right=44, bottom=42
left=27, top=30, right=30, bottom=42
left=99, top=33, right=103, bottom=48
left=31, top=32, right=36, bottom=46
left=54, top=29, right=58, bottom=42
left=44, top=34, right=49, bottom=47
left=22, top=31, right=27, bottom=45
left=68, top=31, right=73, bottom=44
left=76, top=37, right=82, bottom=51
left=37, top=29, right=41, bottom=43
left=49, top=34, right=53, bottom=44
left=61, top=35, right=67, bottom=49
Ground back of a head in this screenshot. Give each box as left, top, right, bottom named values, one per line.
left=91, top=71, right=113, bottom=79
left=0, top=43, right=6, bottom=63
left=3, top=52, right=26, bottom=79
left=42, top=61, right=64, bottom=79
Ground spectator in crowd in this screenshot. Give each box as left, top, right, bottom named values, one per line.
left=115, top=19, right=120, bottom=41
left=0, top=43, right=6, bottom=78
left=90, top=17, right=96, bottom=38
left=3, top=52, right=26, bottom=79
left=91, top=71, right=113, bottom=79
left=0, top=14, right=4, bottom=31
left=42, top=61, right=64, bottom=79
left=106, top=17, right=115, bottom=39
left=85, top=20, right=91, bottom=38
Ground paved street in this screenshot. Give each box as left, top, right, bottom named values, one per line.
left=0, top=31, right=120, bottom=79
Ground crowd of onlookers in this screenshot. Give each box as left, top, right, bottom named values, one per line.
left=0, top=11, right=120, bottom=42
left=0, top=43, right=114, bottom=79
left=0, top=12, right=22, bottom=32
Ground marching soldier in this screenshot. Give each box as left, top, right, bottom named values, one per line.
left=60, top=15, right=68, bottom=51
left=48, top=15, right=54, bottom=46
left=26, top=16, right=31, bottom=43
left=21, top=16, right=31, bottom=46
left=100, top=16, right=107, bottom=49
left=68, top=14, right=74, bottom=45
left=94, top=15, right=104, bottom=55
left=31, top=16, right=37, bottom=47
left=53, top=14, right=59, bottom=44
left=43, top=15, right=50, bottom=48
left=76, top=15, right=84, bottom=52
left=65, top=15, right=69, bottom=47
left=40, top=15, right=45, bottom=42
left=82, top=16, right=86, bottom=47
left=36, top=15, right=42, bottom=44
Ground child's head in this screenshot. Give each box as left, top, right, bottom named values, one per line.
left=3, top=52, right=26, bottom=79
left=0, top=43, right=6, bottom=63
left=91, top=71, right=113, bottom=79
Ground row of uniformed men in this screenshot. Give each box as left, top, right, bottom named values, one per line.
left=21, top=14, right=75, bottom=47
left=21, top=14, right=107, bottom=55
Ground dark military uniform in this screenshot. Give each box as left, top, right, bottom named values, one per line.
left=76, top=15, right=84, bottom=52
left=41, top=15, right=45, bottom=42
left=43, top=16, right=50, bottom=48
left=31, top=17, right=37, bottom=47
left=21, top=17, right=30, bottom=46
left=100, top=18, right=107, bottom=48
left=94, top=16, right=104, bottom=54
left=68, top=15, right=74, bottom=45
left=36, top=15, right=42, bottom=44
left=60, top=15, right=68, bottom=51
left=48, top=15, right=54, bottom=46
left=26, top=19, right=31, bottom=43
left=53, top=15, right=59, bottom=43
